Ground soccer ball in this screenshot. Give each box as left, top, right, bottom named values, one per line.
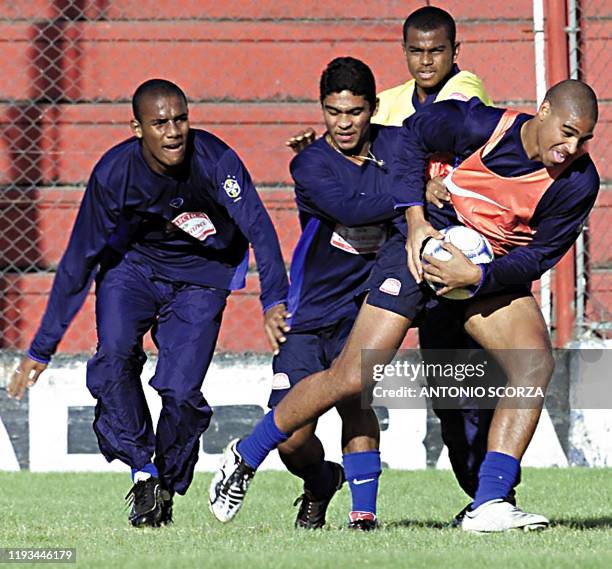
left=420, top=225, right=494, bottom=300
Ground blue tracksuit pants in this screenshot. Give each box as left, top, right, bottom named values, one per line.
left=86, top=257, right=228, bottom=494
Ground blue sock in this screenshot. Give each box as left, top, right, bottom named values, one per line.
left=343, top=451, right=381, bottom=515
left=472, top=451, right=520, bottom=509
left=237, top=410, right=288, bottom=469
left=131, top=462, right=158, bottom=481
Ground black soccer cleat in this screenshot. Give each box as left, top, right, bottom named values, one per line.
left=159, top=489, right=174, bottom=525
left=125, top=477, right=163, bottom=528
left=294, top=462, right=345, bottom=529
left=347, top=511, right=379, bottom=531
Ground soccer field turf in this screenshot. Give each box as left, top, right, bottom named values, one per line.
left=1, top=469, right=611, bottom=568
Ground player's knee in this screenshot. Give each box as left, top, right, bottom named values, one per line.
left=278, top=428, right=314, bottom=455
left=159, top=386, right=208, bottom=412
left=86, top=345, right=146, bottom=393
left=95, top=335, right=142, bottom=362
left=536, top=350, right=555, bottom=386
left=507, top=348, right=555, bottom=389
left=328, top=357, right=363, bottom=399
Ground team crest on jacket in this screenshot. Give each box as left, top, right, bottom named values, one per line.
left=223, top=176, right=241, bottom=200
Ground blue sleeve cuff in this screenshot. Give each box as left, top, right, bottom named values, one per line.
left=27, top=349, right=51, bottom=365
left=470, top=264, right=488, bottom=296
left=262, top=299, right=287, bottom=313
left=394, top=201, right=424, bottom=210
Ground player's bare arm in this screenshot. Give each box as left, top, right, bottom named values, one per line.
left=7, top=356, right=48, bottom=400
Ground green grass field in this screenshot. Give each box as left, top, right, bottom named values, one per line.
left=1, top=469, right=611, bottom=568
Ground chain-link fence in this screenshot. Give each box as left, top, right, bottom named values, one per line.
left=574, top=0, right=611, bottom=339
left=0, top=1, right=608, bottom=356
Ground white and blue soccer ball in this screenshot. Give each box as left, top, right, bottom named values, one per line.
left=421, top=225, right=494, bottom=300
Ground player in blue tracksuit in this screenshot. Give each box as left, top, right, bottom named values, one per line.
left=8, top=79, right=289, bottom=527
left=210, top=80, right=599, bottom=533
left=270, top=57, right=407, bottom=530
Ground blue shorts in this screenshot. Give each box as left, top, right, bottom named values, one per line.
left=268, top=316, right=355, bottom=407
left=365, top=230, right=432, bottom=321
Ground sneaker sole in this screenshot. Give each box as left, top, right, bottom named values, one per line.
left=130, top=514, right=163, bottom=528
left=463, top=522, right=549, bottom=534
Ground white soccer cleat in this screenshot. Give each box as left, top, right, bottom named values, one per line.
left=461, top=499, right=549, bottom=533
left=209, top=438, right=255, bottom=523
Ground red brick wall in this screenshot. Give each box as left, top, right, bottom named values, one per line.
left=0, top=1, right=609, bottom=353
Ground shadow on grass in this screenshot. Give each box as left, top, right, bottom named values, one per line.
left=551, top=517, right=612, bottom=530
left=386, top=517, right=612, bottom=531
left=384, top=519, right=451, bottom=530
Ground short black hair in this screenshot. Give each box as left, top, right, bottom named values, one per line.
left=402, top=6, right=456, bottom=46
left=545, top=79, right=599, bottom=123
left=319, top=57, right=376, bottom=110
left=132, top=79, right=188, bottom=121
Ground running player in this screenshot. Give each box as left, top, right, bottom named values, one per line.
left=8, top=79, right=289, bottom=528
left=271, top=57, right=409, bottom=531
left=209, top=79, right=599, bottom=533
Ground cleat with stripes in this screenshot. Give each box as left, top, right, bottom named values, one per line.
left=209, top=438, right=255, bottom=523
left=125, top=477, right=163, bottom=528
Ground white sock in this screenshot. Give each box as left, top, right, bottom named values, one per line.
left=133, top=471, right=152, bottom=483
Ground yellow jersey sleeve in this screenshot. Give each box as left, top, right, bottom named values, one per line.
left=436, top=70, right=493, bottom=106
left=371, top=70, right=492, bottom=127
left=372, top=80, right=416, bottom=127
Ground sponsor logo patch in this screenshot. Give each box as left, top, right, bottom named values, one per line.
left=379, top=278, right=401, bottom=296
left=169, top=197, right=184, bottom=208
left=223, top=176, right=242, bottom=200
left=170, top=212, right=216, bottom=242
left=330, top=224, right=387, bottom=255
left=271, top=373, right=291, bottom=390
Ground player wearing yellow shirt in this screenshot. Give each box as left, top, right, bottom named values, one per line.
left=374, top=70, right=491, bottom=125
left=373, top=6, right=492, bottom=127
